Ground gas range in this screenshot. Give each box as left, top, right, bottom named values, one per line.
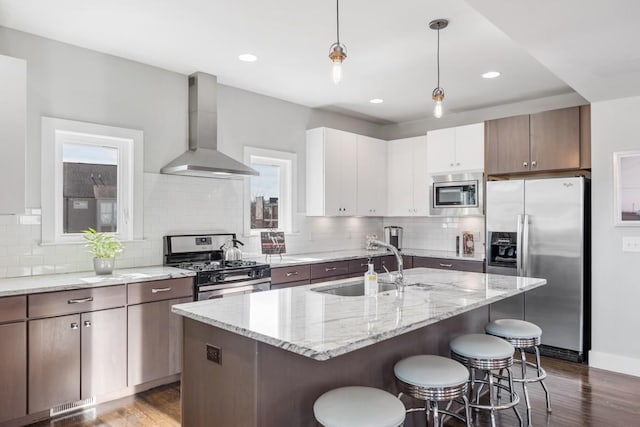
left=164, top=233, right=271, bottom=300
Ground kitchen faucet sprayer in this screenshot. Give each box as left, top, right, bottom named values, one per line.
left=369, top=239, right=404, bottom=292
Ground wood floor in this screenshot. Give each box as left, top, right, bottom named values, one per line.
left=28, top=357, right=640, bottom=426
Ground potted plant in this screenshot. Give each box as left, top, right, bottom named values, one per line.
left=83, top=228, right=124, bottom=275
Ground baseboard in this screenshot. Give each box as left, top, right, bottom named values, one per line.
left=589, top=351, right=640, bottom=377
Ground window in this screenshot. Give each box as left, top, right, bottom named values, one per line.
left=41, top=118, right=143, bottom=243
left=244, top=147, right=296, bottom=235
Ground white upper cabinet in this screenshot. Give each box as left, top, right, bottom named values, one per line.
left=427, top=123, right=484, bottom=174
left=306, top=128, right=357, bottom=216
left=387, top=135, right=428, bottom=216
left=0, top=55, right=26, bottom=214
left=356, top=135, right=387, bottom=216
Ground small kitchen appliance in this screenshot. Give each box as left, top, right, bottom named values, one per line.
left=383, top=226, right=403, bottom=251
left=430, top=172, right=483, bottom=216
left=164, top=233, right=270, bottom=301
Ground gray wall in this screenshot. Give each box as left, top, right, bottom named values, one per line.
left=0, top=26, right=385, bottom=211
left=589, top=96, right=640, bottom=376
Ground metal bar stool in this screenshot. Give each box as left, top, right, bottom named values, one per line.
left=450, top=334, right=523, bottom=427
left=313, top=386, right=406, bottom=427
left=394, top=355, right=472, bottom=427
left=485, top=319, right=552, bottom=427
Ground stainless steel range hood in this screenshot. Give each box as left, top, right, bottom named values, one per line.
left=161, top=72, right=258, bottom=177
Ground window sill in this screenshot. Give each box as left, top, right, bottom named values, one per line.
left=39, top=238, right=149, bottom=247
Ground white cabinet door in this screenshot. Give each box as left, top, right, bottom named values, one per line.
left=0, top=55, right=26, bottom=214
left=454, top=123, right=484, bottom=172
left=426, top=127, right=455, bottom=174
left=306, top=128, right=357, bottom=216
left=387, top=136, right=427, bottom=216
left=356, top=135, right=387, bottom=216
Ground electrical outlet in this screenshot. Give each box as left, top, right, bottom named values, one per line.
left=622, top=236, right=640, bottom=252
left=206, top=344, right=222, bottom=365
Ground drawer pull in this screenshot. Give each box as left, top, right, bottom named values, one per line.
left=68, top=297, right=93, bottom=304
left=70, top=322, right=79, bottom=330
left=84, top=320, right=92, bottom=328
left=286, top=271, right=299, bottom=277
left=325, top=267, right=337, bottom=272
left=439, top=263, right=453, bottom=268
left=151, top=287, right=172, bottom=293
left=360, top=263, right=368, bottom=267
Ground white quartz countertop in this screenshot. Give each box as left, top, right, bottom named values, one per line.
left=0, top=266, right=195, bottom=297
left=246, top=248, right=484, bottom=267
left=172, top=268, right=545, bottom=361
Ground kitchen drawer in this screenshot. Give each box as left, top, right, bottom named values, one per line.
left=310, top=261, right=350, bottom=280
left=127, top=278, right=193, bottom=305
left=413, top=256, right=484, bottom=273
left=0, top=295, right=26, bottom=323
left=270, top=280, right=310, bottom=290
left=348, top=258, right=375, bottom=275
left=28, top=285, right=126, bottom=319
left=271, top=265, right=311, bottom=285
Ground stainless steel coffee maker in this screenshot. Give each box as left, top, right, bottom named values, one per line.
left=384, top=226, right=403, bottom=251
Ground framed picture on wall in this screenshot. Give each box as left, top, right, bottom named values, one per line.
left=613, top=150, right=640, bottom=226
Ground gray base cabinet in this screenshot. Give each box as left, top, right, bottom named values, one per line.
left=0, top=322, right=27, bottom=422
left=127, top=297, right=191, bottom=386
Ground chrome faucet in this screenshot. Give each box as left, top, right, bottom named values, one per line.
left=370, top=239, right=404, bottom=290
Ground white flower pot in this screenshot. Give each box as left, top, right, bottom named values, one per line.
left=93, top=257, right=115, bottom=275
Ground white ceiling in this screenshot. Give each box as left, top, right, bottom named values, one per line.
left=0, top=0, right=603, bottom=124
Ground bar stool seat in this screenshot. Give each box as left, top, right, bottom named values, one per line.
left=450, top=334, right=522, bottom=427
left=394, top=355, right=471, bottom=427
left=313, top=386, right=406, bottom=427
left=485, top=319, right=552, bottom=427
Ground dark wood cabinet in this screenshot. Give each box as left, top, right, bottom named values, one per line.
left=270, top=265, right=311, bottom=287
left=485, top=114, right=530, bottom=175
left=127, top=297, right=190, bottom=386
left=413, top=256, right=485, bottom=273
left=485, top=106, right=589, bottom=175
left=0, top=320, right=26, bottom=422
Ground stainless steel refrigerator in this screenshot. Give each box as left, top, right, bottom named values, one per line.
left=486, top=177, right=590, bottom=362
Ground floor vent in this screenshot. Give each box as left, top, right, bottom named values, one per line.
left=50, top=396, right=96, bottom=418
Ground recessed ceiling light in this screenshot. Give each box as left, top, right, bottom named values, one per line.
left=238, top=53, right=258, bottom=62
left=369, top=98, right=384, bottom=104
left=482, top=71, right=501, bottom=79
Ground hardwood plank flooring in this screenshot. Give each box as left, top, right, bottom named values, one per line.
left=28, top=357, right=640, bottom=426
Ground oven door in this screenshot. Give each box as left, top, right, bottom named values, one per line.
left=197, top=279, right=271, bottom=300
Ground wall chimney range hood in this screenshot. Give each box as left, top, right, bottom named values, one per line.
left=161, top=72, right=259, bottom=177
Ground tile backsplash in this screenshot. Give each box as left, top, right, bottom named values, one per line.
left=0, top=173, right=484, bottom=278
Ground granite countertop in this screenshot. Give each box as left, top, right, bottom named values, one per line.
left=0, top=266, right=195, bottom=297
left=172, top=267, right=545, bottom=361
left=246, top=248, right=484, bottom=267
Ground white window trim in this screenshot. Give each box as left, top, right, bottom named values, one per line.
left=41, top=117, right=144, bottom=243
left=243, top=147, right=297, bottom=236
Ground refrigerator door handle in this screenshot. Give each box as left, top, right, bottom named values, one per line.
left=516, top=214, right=523, bottom=276
left=523, top=214, right=530, bottom=276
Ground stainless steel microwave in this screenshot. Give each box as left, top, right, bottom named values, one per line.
left=429, top=173, right=484, bottom=216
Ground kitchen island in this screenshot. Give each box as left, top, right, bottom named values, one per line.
left=172, top=267, right=545, bottom=426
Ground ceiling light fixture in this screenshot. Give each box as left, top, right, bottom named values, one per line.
left=238, top=53, right=258, bottom=62
left=482, top=71, right=501, bottom=79
left=429, top=18, right=448, bottom=119
left=329, top=0, right=347, bottom=84
left=369, top=98, right=384, bottom=104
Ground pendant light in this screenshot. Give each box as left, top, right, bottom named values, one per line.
left=429, top=19, right=448, bottom=118
left=329, top=0, right=347, bottom=84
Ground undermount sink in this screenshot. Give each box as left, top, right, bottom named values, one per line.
left=311, top=281, right=398, bottom=297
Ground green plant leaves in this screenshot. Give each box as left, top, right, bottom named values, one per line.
left=83, top=228, right=124, bottom=258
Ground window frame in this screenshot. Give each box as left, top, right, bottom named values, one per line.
left=41, top=117, right=143, bottom=244
left=243, top=147, right=296, bottom=236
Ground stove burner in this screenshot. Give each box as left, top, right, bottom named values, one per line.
left=176, top=259, right=259, bottom=272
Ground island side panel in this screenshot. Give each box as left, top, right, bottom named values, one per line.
left=257, top=306, right=488, bottom=426
left=181, top=318, right=259, bottom=427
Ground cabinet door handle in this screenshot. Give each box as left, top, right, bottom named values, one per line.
left=439, top=263, right=453, bottom=268
left=523, top=161, right=528, bottom=167
left=286, top=271, right=299, bottom=277
left=68, top=296, right=93, bottom=304
left=450, top=163, right=454, bottom=166
left=456, top=162, right=460, bottom=166
left=531, top=160, right=537, bottom=167
left=360, top=263, right=368, bottom=267
left=84, top=320, right=92, bottom=328
left=70, top=322, right=79, bottom=330
left=151, top=287, right=172, bottom=293
left=325, top=267, right=337, bottom=272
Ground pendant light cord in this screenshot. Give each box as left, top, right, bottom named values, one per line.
left=436, top=26, right=440, bottom=88
left=336, top=0, right=340, bottom=44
